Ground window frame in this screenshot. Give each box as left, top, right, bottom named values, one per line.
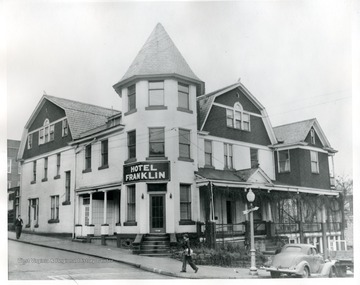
left=204, top=140, right=213, bottom=166
left=178, top=82, right=190, bottom=110
left=127, top=185, right=136, bottom=222
left=226, top=103, right=251, bottom=131
left=149, top=127, right=165, bottom=157
left=50, top=195, right=59, bottom=220
left=310, top=151, right=319, bottom=174
left=180, top=184, right=192, bottom=221
left=56, top=153, right=61, bottom=176
left=7, top=158, right=11, bottom=173
left=43, top=157, right=48, bottom=181
left=28, top=133, right=33, bottom=149
left=224, top=143, right=233, bottom=169
left=65, top=171, right=71, bottom=203
left=127, top=130, right=136, bottom=160
left=148, top=81, right=165, bottom=107
left=179, top=128, right=191, bottom=159
left=32, top=161, right=37, bottom=183
left=62, top=119, right=69, bottom=137
left=278, top=150, right=291, bottom=173
left=84, top=144, right=92, bottom=171
left=128, top=84, right=136, bottom=112
left=100, top=139, right=109, bottom=167
left=310, top=129, right=316, bottom=144
left=250, top=148, right=259, bottom=168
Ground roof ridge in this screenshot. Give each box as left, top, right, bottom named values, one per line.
left=197, top=82, right=240, bottom=100
left=273, top=118, right=316, bottom=129
left=44, top=94, right=121, bottom=113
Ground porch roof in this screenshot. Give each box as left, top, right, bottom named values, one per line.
left=76, top=181, right=122, bottom=193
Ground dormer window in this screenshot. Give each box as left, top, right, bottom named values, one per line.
left=278, top=150, right=290, bottom=173
left=39, top=119, right=54, bottom=145
left=62, top=119, right=68, bottom=137
left=226, top=103, right=250, bottom=131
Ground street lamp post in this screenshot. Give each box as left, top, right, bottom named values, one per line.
left=246, top=188, right=258, bottom=276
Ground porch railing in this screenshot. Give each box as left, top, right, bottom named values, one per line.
left=215, top=223, right=246, bottom=240
left=327, top=222, right=341, bottom=232
left=303, top=223, right=322, bottom=232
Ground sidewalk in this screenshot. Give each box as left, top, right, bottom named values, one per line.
left=8, top=231, right=270, bottom=279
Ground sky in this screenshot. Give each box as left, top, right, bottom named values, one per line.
left=4, top=0, right=355, bottom=178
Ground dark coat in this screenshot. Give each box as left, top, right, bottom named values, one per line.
left=14, top=218, right=23, bottom=227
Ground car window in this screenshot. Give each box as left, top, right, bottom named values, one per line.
left=283, top=246, right=302, bottom=252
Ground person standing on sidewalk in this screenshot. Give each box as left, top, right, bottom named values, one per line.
left=14, top=215, right=23, bottom=239
left=180, top=234, right=198, bottom=273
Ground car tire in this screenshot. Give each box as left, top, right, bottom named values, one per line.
left=301, top=266, right=310, bottom=278
left=270, top=272, right=281, bottom=278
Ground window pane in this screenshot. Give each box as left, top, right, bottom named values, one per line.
left=149, top=90, right=164, bottom=105
left=149, top=128, right=164, bottom=142
left=179, top=129, right=190, bottom=144
left=178, top=83, right=189, bottom=93
left=149, top=81, right=164, bottom=89
left=178, top=92, right=189, bottom=109
left=205, top=140, right=212, bottom=153
left=179, top=144, right=190, bottom=158
left=150, top=142, right=164, bottom=156
left=226, top=109, right=233, bottom=118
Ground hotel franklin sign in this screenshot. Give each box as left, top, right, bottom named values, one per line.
left=123, top=161, right=170, bottom=184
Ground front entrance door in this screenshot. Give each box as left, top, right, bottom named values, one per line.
left=29, top=198, right=39, bottom=230
left=150, top=194, right=165, bottom=233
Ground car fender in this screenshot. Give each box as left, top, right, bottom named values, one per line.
left=294, top=260, right=310, bottom=275
left=320, top=261, right=335, bottom=276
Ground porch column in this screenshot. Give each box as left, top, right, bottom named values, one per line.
left=297, top=197, right=305, bottom=243
left=89, top=192, right=93, bottom=224
left=321, top=203, right=328, bottom=257
left=103, top=190, right=107, bottom=224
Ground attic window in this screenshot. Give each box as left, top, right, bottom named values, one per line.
left=310, top=129, right=316, bottom=144
left=226, top=102, right=250, bottom=131
left=39, top=119, right=55, bottom=145
left=62, top=119, right=68, bottom=137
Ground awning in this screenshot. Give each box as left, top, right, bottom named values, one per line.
left=76, top=181, right=122, bottom=193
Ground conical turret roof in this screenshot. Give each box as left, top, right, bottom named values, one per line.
left=113, top=23, right=204, bottom=94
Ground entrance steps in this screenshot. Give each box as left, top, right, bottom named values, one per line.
left=138, top=234, right=172, bottom=256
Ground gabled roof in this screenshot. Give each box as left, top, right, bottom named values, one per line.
left=197, top=82, right=278, bottom=144
left=273, top=118, right=334, bottom=150
left=113, top=23, right=204, bottom=93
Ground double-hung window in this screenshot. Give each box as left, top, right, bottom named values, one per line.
left=310, top=151, right=319, bottom=173
left=28, top=133, right=33, bottom=149
left=127, top=131, right=136, bottom=160
left=65, top=171, right=71, bottom=203
left=32, top=161, right=37, bottom=183
left=179, top=129, right=191, bottom=159
left=278, top=150, right=290, bottom=172
left=149, top=127, right=165, bottom=157
left=178, top=83, right=190, bottom=110
left=56, top=153, right=61, bottom=177
left=128, top=84, right=136, bottom=112
left=204, top=140, right=213, bottom=166
left=50, top=195, right=59, bottom=220
left=127, top=185, right=136, bottom=222
left=149, top=81, right=164, bottom=106
left=101, top=140, right=109, bottom=167
left=180, top=184, right=192, bottom=221
left=7, top=158, right=11, bottom=173
left=39, top=119, right=55, bottom=144
left=224, top=143, right=233, bottom=169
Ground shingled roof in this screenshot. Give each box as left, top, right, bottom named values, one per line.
left=44, top=95, right=120, bottom=139
left=113, top=23, right=204, bottom=93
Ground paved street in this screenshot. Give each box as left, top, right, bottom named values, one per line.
left=8, top=240, right=174, bottom=280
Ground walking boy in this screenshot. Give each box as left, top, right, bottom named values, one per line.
left=14, top=215, right=23, bottom=239
left=180, top=234, right=198, bottom=273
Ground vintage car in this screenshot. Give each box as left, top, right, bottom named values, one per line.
left=264, top=243, right=336, bottom=278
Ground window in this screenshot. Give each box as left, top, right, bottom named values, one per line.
left=178, top=83, right=190, bottom=110
left=28, top=133, right=33, bottom=149
left=39, top=119, right=54, bottom=145
left=8, top=182, right=11, bottom=189
left=149, top=127, right=165, bottom=157
left=128, top=84, right=136, bottom=112
left=62, top=119, right=68, bottom=137
left=278, top=150, right=290, bottom=172
left=311, top=151, right=319, bottom=173
left=7, top=158, right=11, bottom=173
left=251, top=148, right=259, bottom=168
left=128, top=131, right=136, bottom=159
left=180, top=184, right=192, bottom=221
left=56, top=153, right=61, bottom=176
left=310, top=129, right=316, bottom=144
left=43, top=157, right=48, bottom=180
left=101, top=140, right=109, bottom=167
left=224, top=143, right=233, bottom=169
left=50, top=195, right=59, bottom=220
left=18, top=162, right=21, bottom=174
left=32, top=161, right=37, bottom=182
left=226, top=103, right=251, bottom=131
left=149, top=81, right=164, bottom=106
left=127, top=185, right=136, bottom=222
left=179, top=129, right=191, bottom=159
left=65, top=171, right=71, bottom=203
left=204, top=140, right=213, bottom=166
left=84, top=144, right=92, bottom=170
